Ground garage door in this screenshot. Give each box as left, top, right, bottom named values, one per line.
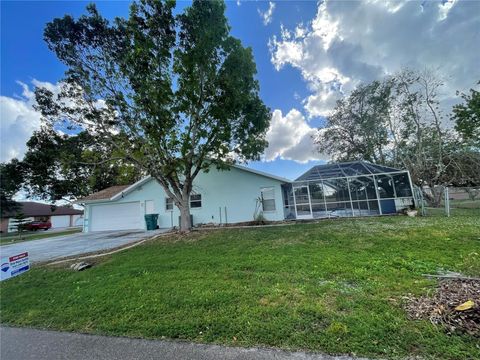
left=90, top=202, right=143, bottom=232
left=51, top=215, right=70, bottom=228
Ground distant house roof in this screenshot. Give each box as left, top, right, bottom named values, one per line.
left=77, top=185, right=131, bottom=202
left=2, top=202, right=83, bottom=218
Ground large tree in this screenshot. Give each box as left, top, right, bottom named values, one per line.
left=315, top=79, right=394, bottom=164
left=35, top=0, right=270, bottom=231
left=0, top=160, right=24, bottom=217
left=315, top=69, right=480, bottom=206
left=452, top=83, right=480, bottom=146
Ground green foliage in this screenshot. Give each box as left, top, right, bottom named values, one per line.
left=10, top=212, right=29, bottom=237
left=316, top=79, right=393, bottom=164
left=35, top=0, right=271, bottom=229
left=316, top=69, right=480, bottom=205
left=254, top=211, right=267, bottom=224
left=0, top=160, right=24, bottom=217
left=1, top=211, right=479, bottom=359
left=20, top=128, right=141, bottom=201
left=452, top=84, right=480, bottom=146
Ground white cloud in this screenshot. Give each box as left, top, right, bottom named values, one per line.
left=0, top=80, right=62, bottom=162
left=303, top=83, right=342, bottom=118
left=438, top=0, right=458, bottom=21
left=264, top=109, right=328, bottom=163
left=294, top=23, right=307, bottom=39
left=269, top=0, right=480, bottom=118
left=236, top=0, right=241, bottom=7
left=258, top=1, right=276, bottom=26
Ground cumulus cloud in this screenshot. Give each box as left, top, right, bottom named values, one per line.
left=0, top=80, right=62, bottom=162
left=258, top=1, right=276, bottom=26
left=269, top=0, right=480, bottom=118
left=264, top=109, right=328, bottom=163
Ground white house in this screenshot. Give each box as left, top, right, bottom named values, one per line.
left=79, top=161, right=416, bottom=232
left=79, top=165, right=290, bottom=232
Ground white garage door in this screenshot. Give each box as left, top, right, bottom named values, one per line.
left=90, top=202, right=143, bottom=232
left=51, top=215, right=70, bottom=228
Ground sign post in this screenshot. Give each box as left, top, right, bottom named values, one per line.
left=1, top=252, right=30, bottom=281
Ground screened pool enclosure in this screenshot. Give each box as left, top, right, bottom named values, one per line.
left=282, top=161, right=415, bottom=219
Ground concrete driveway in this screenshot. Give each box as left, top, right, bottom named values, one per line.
left=0, top=229, right=169, bottom=263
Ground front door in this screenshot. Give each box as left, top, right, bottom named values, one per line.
left=293, top=185, right=312, bottom=219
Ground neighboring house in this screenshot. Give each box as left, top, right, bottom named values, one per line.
left=79, top=161, right=415, bottom=232
left=423, top=186, right=479, bottom=201
left=0, top=202, right=84, bottom=233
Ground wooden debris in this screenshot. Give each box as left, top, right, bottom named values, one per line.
left=70, top=262, right=92, bottom=271
left=404, top=279, right=480, bottom=336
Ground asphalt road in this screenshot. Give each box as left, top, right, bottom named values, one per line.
left=0, top=229, right=168, bottom=263
left=0, top=327, right=366, bottom=360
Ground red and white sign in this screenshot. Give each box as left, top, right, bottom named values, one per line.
left=1, top=252, right=30, bottom=281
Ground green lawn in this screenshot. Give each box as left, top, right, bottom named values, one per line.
left=1, top=211, right=479, bottom=359
left=0, top=228, right=82, bottom=245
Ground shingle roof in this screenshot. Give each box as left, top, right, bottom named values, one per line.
left=2, top=202, right=83, bottom=218
left=78, top=164, right=291, bottom=204
left=77, top=185, right=131, bottom=202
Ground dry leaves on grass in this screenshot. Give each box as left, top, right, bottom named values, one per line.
left=404, top=279, right=480, bottom=336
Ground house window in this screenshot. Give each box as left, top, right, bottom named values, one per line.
left=190, top=194, right=202, bottom=208
left=261, top=187, right=276, bottom=212
left=165, top=197, right=173, bottom=211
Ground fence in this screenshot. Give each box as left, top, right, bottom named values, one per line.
left=413, top=186, right=480, bottom=217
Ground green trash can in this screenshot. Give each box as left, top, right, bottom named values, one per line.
left=144, top=214, right=159, bottom=230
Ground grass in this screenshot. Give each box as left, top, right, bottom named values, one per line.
left=1, top=210, right=479, bottom=359
left=0, top=228, right=82, bottom=245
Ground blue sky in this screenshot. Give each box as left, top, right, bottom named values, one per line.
left=1, top=0, right=479, bottom=181
left=1, top=0, right=323, bottom=180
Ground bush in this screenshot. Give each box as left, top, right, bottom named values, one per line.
left=254, top=212, right=267, bottom=225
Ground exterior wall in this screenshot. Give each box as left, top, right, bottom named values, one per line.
left=72, top=214, right=84, bottom=227
left=84, top=167, right=286, bottom=232
left=51, top=215, right=71, bottom=228
left=1, top=218, right=9, bottom=233
left=7, top=217, right=34, bottom=232
left=394, top=198, right=415, bottom=212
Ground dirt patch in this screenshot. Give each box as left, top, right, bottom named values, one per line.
left=404, top=279, right=480, bottom=336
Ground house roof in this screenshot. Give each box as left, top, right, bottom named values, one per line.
left=78, top=165, right=291, bottom=204
left=77, top=185, right=131, bottom=202
left=295, top=161, right=404, bottom=181
left=2, top=202, right=83, bottom=218
left=231, top=164, right=291, bottom=183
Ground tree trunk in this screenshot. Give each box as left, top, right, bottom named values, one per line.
left=423, top=186, right=444, bottom=208
left=179, top=199, right=192, bottom=232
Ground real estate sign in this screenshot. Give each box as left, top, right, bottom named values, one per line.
left=1, top=252, right=30, bottom=281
